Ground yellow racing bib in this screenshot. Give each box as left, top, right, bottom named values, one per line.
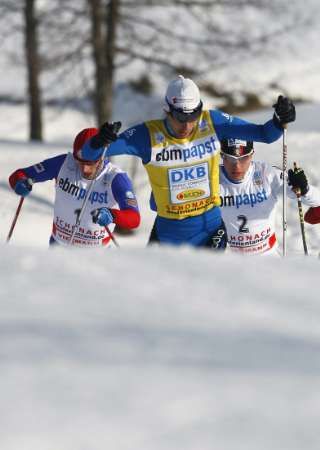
left=144, top=111, right=221, bottom=219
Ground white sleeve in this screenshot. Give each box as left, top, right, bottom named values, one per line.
left=277, top=167, right=320, bottom=206
left=300, top=185, right=320, bottom=207
left=286, top=182, right=320, bottom=206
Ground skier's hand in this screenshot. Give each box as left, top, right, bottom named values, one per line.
left=91, top=207, right=114, bottom=226
left=288, top=166, right=309, bottom=196
left=14, top=178, right=33, bottom=197
left=91, top=121, right=122, bottom=149
left=273, top=95, right=296, bottom=127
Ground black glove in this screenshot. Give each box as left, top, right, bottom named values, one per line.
left=273, top=95, right=296, bottom=127
left=288, top=166, right=309, bottom=196
left=91, top=121, right=122, bottom=149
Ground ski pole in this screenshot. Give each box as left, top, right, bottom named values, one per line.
left=282, top=125, right=288, bottom=257
left=293, top=162, right=308, bottom=256
left=105, top=226, right=120, bottom=248
left=6, top=197, right=24, bottom=243
left=68, top=150, right=107, bottom=245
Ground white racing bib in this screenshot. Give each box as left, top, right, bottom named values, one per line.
left=220, top=161, right=282, bottom=255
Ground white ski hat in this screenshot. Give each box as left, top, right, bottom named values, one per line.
left=165, top=75, right=201, bottom=112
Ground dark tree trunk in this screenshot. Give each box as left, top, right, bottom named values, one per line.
left=24, top=0, right=43, bottom=141
left=89, top=0, right=108, bottom=124
left=89, top=0, right=119, bottom=125
left=104, top=0, right=119, bottom=122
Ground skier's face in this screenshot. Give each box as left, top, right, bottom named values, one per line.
left=222, top=153, right=253, bottom=181
left=77, top=159, right=102, bottom=179
left=167, top=114, right=198, bottom=138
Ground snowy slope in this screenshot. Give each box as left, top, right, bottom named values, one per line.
left=1, top=244, right=320, bottom=450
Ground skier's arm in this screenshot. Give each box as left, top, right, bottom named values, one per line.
left=9, top=154, right=67, bottom=192
left=287, top=166, right=320, bottom=207
left=270, top=165, right=320, bottom=207
left=299, top=185, right=320, bottom=207
left=110, top=172, right=140, bottom=229
left=211, top=96, right=295, bottom=144
left=82, top=123, right=152, bottom=164
left=211, top=110, right=283, bottom=144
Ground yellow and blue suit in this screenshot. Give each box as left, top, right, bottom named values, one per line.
left=82, top=109, right=283, bottom=246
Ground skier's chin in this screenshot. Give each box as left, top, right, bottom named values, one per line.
left=81, top=172, right=95, bottom=180
left=231, top=172, right=245, bottom=181
left=176, top=130, right=191, bottom=138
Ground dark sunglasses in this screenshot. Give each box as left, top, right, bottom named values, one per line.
left=168, top=101, right=203, bottom=123
left=221, top=150, right=254, bottom=162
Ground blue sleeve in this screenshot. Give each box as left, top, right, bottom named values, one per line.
left=111, top=172, right=139, bottom=211
left=82, top=123, right=152, bottom=164
left=23, top=154, right=67, bottom=182
left=210, top=110, right=283, bottom=143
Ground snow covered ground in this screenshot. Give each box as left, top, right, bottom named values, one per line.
left=1, top=100, right=320, bottom=450
left=1, top=245, right=320, bottom=450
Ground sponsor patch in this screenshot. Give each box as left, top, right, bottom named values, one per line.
left=168, top=162, right=210, bottom=204
left=125, top=190, right=135, bottom=199
left=155, top=137, right=216, bottom=163
left=222, top=112, right=231, bottom=121
left=125, top=128, right=136, bottom=138
left=34, top=163, right=45, bottom=173
left=253, top=171, right=263, bottom=186
left=58, top=176, right=108, bottom=204
left=198, top=119, right=209, bottom=132
left=177, top=189, right=205, bottom=201
left=155, top=132, right=165, bottom=144
left=220, top=189, right=268, bottom=208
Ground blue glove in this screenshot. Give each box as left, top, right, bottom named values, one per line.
left=14, top=178, right=33, bottom=197
left=91, top=207, right=114, bottom=226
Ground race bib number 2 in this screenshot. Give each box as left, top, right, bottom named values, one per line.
left=168, top=162, right=210, bottom=204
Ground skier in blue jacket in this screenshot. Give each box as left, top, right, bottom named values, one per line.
left=80, top=75, right=296, bottom=248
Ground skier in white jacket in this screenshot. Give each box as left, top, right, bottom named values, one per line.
left=9, top=127, right=140, bottom=248
left=219, top=139, right=320, bottom=255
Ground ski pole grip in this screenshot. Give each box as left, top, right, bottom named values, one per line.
left=292, top=162, right=301, bottom=198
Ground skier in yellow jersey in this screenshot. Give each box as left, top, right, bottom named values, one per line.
left=80, top=75, right=296, bottom=248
